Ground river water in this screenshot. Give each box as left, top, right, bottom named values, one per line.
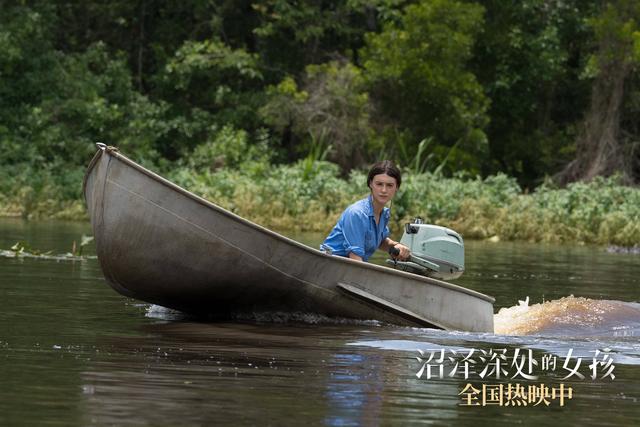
left=1, top=218, right=639, bottom=425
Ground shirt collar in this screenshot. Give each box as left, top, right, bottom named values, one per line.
left=366, top=195, right=390, bottom=220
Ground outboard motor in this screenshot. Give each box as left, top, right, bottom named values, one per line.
left=386, top=218, right=464, bottom=281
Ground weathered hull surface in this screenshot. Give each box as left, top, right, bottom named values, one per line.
left=83, top=146, right=495, bottom=332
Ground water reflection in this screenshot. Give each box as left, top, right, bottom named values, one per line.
left=324, top=353, right=379, bottom=426
left=3, top=219, right=640, bottom=425
left=79, top=321, right=464, bottom=426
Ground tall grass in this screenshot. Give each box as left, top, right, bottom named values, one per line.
left=2, top=156, right=639, bottom=246
left=168, top=162, right=640, bottom=246
left=0, top=163, right=87, bottom=220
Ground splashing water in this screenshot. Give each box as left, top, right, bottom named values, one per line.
left=494, top=295, right=640, bottom=336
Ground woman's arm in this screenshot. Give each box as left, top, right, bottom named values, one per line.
left=379, top=237, right=397, bottom=252
left=380, top=237, right=411, bottom=260
left=348, top=252, right=364, bottom=262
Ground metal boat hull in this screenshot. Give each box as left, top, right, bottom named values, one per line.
left=83, top=147, right=495, bottom=331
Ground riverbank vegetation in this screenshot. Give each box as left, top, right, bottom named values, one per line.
left=171, top=159, right=640, bottom=246
left=1, top=1, right=640, bottom=245
left=2, top=150, right=639, bottom=246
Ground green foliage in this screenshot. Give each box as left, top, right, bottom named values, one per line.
left=21, top=43, right=157, bottom=165
left=163, top=158, right=640, bottom=245
left=186, top=125, right=272, bottom=172
left=474, top=0, right=598, bottom=187
left=300, top=132, right=333, bottom=181
left=161, top=37, right=264, bottom=124
left=1, top=0, right=640, bottom=246
left=388, top=172, right=521, bottom=225
left=588, top=0, right=640, bottom=71
left=449, top=175, right=640, bottom=245
left=0, top=161, right=87, bottom=220
left=169, top=158, right=358, bottom=231
left=165, top=39, right=262, bottom=88
left=155, top=38, right=266, bottom=157
left=261, top=60, right=375, bottom=170
left=252, top=0, right=380, bottom=74
left=362, top=0, right=489, bottom=174
left=392, top=137, right=461, bottom=176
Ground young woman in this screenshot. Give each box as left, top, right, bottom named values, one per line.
left=321, top=160, right=411, bottom=262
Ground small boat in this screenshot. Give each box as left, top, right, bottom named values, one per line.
left=83, top=144, right=494, bottom=332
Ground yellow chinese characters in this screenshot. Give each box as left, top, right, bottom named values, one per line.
left=459, top=383, right=573, bottom=407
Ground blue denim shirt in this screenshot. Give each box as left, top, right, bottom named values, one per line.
left=322, top=195, right=391, bottom=261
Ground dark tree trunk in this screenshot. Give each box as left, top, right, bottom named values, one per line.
left=557, top=61, right=632, bottom=184
left=556, top=1, right=638, bottom=185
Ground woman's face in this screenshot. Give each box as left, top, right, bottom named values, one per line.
left=369, top=173, right=398, bottom=206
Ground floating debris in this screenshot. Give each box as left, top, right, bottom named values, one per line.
left=606, top=245, right=640, bottom=254
left=0, top=237, right=96, bottom=261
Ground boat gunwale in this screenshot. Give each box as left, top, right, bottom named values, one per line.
left=84, top=147, right=495, bottom=304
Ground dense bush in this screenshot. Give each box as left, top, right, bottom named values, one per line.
left=3, top=144, right=639, bottom=246
left=165, top=158, right=640, bottom=246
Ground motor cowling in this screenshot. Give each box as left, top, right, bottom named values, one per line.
left=387, top=218, right=464, bottom=281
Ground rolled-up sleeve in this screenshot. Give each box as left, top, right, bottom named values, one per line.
left=382, top=224, right=390, bottom=242
left=341, top=210, right=366, bottom=258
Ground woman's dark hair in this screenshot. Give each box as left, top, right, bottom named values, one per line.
left=367, top=160, right=402, bottom=188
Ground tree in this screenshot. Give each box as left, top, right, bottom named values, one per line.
left=260, top=60, right=374, bottom=170
left=252, top=0, right=376, bottom=76
left=557, top=0, right=640, bottom=184
left=361, top=0, right=489, bottom=174
left=473, top=0, right=598, bottom=187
